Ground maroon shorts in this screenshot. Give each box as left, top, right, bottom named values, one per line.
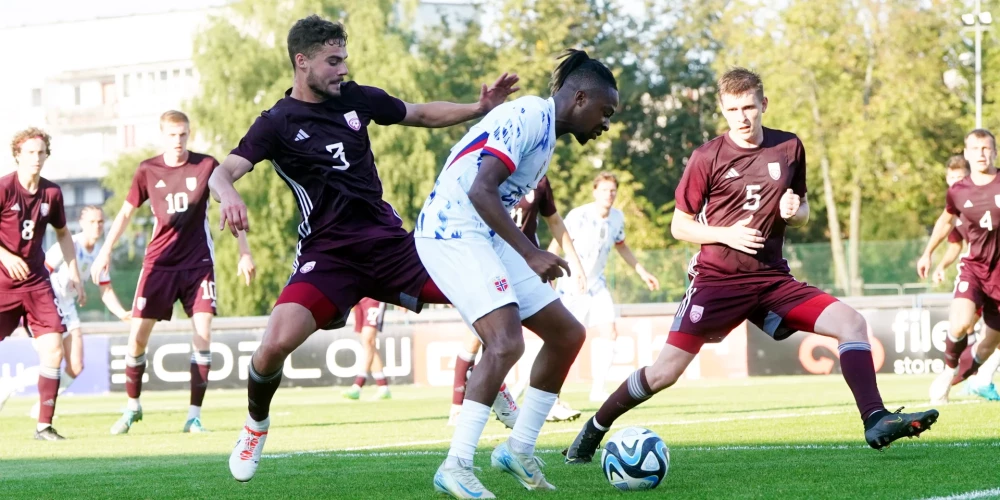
left=353, top=298, right=386, bottom=333
left=973, top=279, right=1000, bottom=331
left=133, top=266, right=216, bottom=321
left=0, top=286, right=66, bottom=340
left=953, top=272, right=987, bottom=314
left=275, top=233, right=429, bottom=330
left=668, top=274, right=838, bottom=354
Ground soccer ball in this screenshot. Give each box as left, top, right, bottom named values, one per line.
left=601, top=426, right=670, bottom=491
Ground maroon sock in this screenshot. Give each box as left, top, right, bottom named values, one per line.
left=37, top=366, right=61, bottom=426
left=373, top=372, right=387, bottom=387
left=453, top=354, right=475, bottom=405
left=190, top=351, right=211, bottom=407
left=353, top=374, right=367, bottom=387
left=595, top=368, right=653, bottom=429
left=838, top=344, right=885, bottom=420
left=944, top=335, right=969, bottom=369
left=125, top=353, right=146, bottom=399
left=248, top=363, right=282, bottom=422
left=953, top=353, right=983, bottom=385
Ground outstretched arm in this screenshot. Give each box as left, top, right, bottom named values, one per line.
left=99, top=283, right=130, bottom=321
left=917, top=209, right=957, bottom=279
left=236, top=230, right=256, bottom=286
left=91, top=202, right=134, bottom=286
left=209, top=154, right=254, bottom=237
left=932, top=241, right=964, bottom=284
left=543, top=212, right=587, bottom=292
left=400, top=73, right=520, bottom=128
left=55, top=225, right=85, bottom=306
left=614, top=241, right=660, bottom=291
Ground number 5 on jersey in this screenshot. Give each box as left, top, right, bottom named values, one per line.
left=743, top=185, right=762, bottom=211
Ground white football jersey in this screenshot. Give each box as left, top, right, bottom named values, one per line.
left=558, top=202, right=626, bottom=293
left=415, top=95, right=557, bottom=241
left=45, top=233, right=109, bottom=298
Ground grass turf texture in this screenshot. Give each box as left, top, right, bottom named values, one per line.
left=1, top=375, right=998, bottom=499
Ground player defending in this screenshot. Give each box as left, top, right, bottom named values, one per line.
left=449, top=175, right=585, bottom=425
left=213, top=15, right=519, bottom=482
left=550, top=171, right=660, bottom=401
left=92, top=111, right=256, bottom=435
left=417, top=50, right=618, bottom=498
left=925, top=155, right=1000, bottom=401
left=0, top=206, right=131, bottom=417
left=564, top=68, right=938, bottom=464
left=342, top=298, right=391, bottom=400
left=918, top=130, right=1000, bottom=403
left=0, top=127, right=84, bottom=440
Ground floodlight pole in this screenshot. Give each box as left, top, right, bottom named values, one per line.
left=977, top=0, right=984, bottom=128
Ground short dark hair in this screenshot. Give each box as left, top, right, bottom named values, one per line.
left=549, top=49, right=617, bottom=95
left=965, top=128, right=997, bottom=150
left=287, top=15, right=348, bottom=69
left=946, top=154, right=970, bottom=172
left=718, top=67, right=764, bottom=101
left=592, top=171, right=618, bottom=189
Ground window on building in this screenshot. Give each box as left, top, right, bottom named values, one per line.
left=160, top=71, right=167, bottom=80
left=74, top=85, right=81, bottom=106
left=122, top=74, right=130, bottom=98
left=102, top=82, right=116, bottom=105
left=185, top=68, right=193, bottom=77
left=173, top=69, right=180, bottom=78
left=31, top=88, right=42, bottom=107
left=74, top=185, right=86, bottom=207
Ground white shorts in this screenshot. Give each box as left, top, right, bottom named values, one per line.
left=54, top=292, right=80, bottom=334
left=560, top=285, right=616, bottom=328
left=415, top=236, right=559, bottom=328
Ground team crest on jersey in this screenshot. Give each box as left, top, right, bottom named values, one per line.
left=994, top=195, right=1000, bottom=208
left=768, top=162, right=781, bottom=181
left=525, top=190, right=535, bottom=203
left=186, top=177, right=197, bottom=191
left=40, top=203, right=49, bottom=217
left=493, top=275, right=509, bottom=292
left=689, top=305, right=704, bottom=323
left=300, top=261, right=316, bottom=274
left=136, top=297, right=146, bottom=311
left=959, top=281, right=969, bottom=293
left=344, top=111, right=361, bottom=131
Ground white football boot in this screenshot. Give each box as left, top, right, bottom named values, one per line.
left=490, top=441, right=556, bottom=491
left=229, top=418, right=269, bottom=482
left=491, top=384, right=519, bottom=429
left=929, top=366, right=957, bottom=404
left=433, top=460, right=495, bottom=499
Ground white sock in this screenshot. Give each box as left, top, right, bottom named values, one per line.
left=57, top=372, right=76, bottom=396
left=592, top=416, right=609, bottom=432
left=446, top=399, right=491, bottom=465
left=127, top=397, right=141, bottom=411
left=509, top=387, right=558, bottom=456
left=37, top=422, right=51, bottom=432
left=188, top=405, right=201, bottom=420
left=591, top=338, right=617, bottom=393
left=970, top=349, right=1000, bottom=387
left=246, top=414, right=270, bottom=432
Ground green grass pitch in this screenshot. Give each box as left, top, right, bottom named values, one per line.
left=1, top=375, right=998, bottom=499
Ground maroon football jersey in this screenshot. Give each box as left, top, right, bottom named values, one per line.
left=946, top=174, right=1000, bottom=283
left=676, top=128, right=807, bottom=283
left=126, top=152, right=218, bottom=270
left=510, top=175, right=557, bottom=247
left=230, top=83, right=409, bottom=267
left=0, top=173, right=66, bottom=290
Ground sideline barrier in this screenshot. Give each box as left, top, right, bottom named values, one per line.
left=0, top=294, right=990, bottom=394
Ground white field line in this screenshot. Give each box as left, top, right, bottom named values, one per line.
left=263, top=398, right=983, bottom=459
left=914, top=488, right=1000, bottom=500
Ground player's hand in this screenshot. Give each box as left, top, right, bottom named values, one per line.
left=0, top=253, right=29, bottom=281
left=119, top=311, right=132, bottom=323
left=219, top=191, right=250, bottom=237
left=720, top=215, right=765, bottom=254
left=69, top=278, right=86, bottom=307
left=639, top=269, right=660, bottom=291
left=238, top=253, right=256, bottom=286
left=478, top=72, right=520, bottom=114
left=780, top=189, right=800, bottom=220
left=525, top=248, right=570, bottom=283
left=91, top=252, right=111, bottom=286
left=932, top=267, right=947, bottom=285
left=916, top=253, right=932, bottom=279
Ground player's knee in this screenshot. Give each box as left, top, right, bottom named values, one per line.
left=66, top=361, right=84, bottom=378
left=560, top=321, right=587, bottom=355
left=837, top=310, right=868, bottom=343
left=644, top=364, right=680, bottom=392
left=484, top=334, right=525, bottom=366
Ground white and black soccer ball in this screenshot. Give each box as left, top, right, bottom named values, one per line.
left=601, top=426, right=670, bottom=491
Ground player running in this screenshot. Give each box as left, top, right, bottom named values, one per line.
left=925, top=155, right=1000, bottom=401
left=0, top=206, right=131, bottom=418
left=341, top=298, right=391, bottom=400
left=213, top=15, right=519, bottom=482
left=449, top=175, right=584, bottom=426
left=564, top=68, right=938, bottom=464
left=550, top=171, right=660, bottom=401
left=92, top=110, right=256, bottom=435
left=0, top=127, right=84, bottom=440
left=918, top=129, right=1000, bottom=403
left=417, top=49, right=618, bottom=498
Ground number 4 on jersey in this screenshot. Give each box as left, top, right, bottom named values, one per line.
left=981, top=211, right=993, bottom=231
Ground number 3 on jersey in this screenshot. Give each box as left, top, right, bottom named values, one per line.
left=326, top=142, right=350, bottom=171
left=981, top=211, right=994, bottom=231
